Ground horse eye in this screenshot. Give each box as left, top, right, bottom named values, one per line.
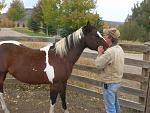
left=96, top=35, right=100, bottom=38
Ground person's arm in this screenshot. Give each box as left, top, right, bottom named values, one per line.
left=95, top=49, right=112, bottom=70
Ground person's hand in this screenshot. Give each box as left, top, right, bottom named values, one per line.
left=97, top=46, right=104, bottom=55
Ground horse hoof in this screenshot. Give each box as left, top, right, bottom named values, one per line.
left=4, top=109, right=10, bottom=113
left=49, top=109, right=54, bottom=113
left=64, top=109, right=69, bottom=113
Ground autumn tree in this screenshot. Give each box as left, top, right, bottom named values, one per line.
left=59, top=0, right=101, bottom=36
left=31, top=0, right=103, bottom=36
left=41, top=0, right=60, bottom=35
left=7, top=0, right=25, bottom=22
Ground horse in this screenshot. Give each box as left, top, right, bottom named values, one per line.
left=0, top=22, right=108, bottom=113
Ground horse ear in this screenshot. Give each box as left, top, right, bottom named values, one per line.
left=86, top=21, right=91, bottom=26
left=83, top=21, right=92, bottom=35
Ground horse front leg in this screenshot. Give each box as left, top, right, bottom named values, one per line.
left=49, top=88, right=58, bottom=113
left=0, top=73, right=10, bottom=113
left=59, top=83, right=69, bottom=113
left=0, top=93, right=10, bottom=113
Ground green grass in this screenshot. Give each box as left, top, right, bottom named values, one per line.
left=13, top=27, right=46, bottom=37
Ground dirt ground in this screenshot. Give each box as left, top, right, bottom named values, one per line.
left=0, top=82, right=141, bottom=113
left=0, top=82, right=106, bottom=113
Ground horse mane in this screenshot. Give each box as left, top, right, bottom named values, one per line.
left=55, top=28, right=84, bottom=58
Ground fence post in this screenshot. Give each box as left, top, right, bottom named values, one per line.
left=144, top=69, right=150, bottom=113
left=139, top=42, right=150, bottom=104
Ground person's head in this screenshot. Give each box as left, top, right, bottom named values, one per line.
left=103, top=28, right=120, bottom=46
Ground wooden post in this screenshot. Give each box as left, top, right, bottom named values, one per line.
left=139, top=42, right=150, bottom=104
left=144, top=69, right=150, bottom=113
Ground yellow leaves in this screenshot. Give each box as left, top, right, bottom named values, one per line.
left=0, top=17, right=15, bottom=27
left=103, top=22, right=110, bottom=29
left=0, top=0, right=5, bottom=12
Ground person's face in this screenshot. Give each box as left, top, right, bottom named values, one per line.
left=103, top=34, right=112, bottom=46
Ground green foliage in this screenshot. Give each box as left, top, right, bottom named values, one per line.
left=0, top=0, right=6, bottom=14
left=32, top=0, right=43, bottom=23
left=119, top=21, right=147, bottom=42
left=59, top=0, right=102, bottom=36
left=131, top=1, right=150, bottom=32
left=7, top=0, right=25, bottom=21
left=31, top=0, right=102, bottom=37
left=60, top=0, right=97, bottom=28
left=121, top=0, right=150, bottom=42
left=41, top=0, right=60, bottom=35
left=27, top=0, right=42, bottom=33
left=27, top=18, right=41, bottom=32
left=43, top=25, right=57, bottom=36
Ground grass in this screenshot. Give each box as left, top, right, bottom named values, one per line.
left=13, top=27, right=46, bottom=36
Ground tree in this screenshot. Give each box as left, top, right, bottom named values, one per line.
left=0, top=0, right=5, bottom=14
left=121, top=0, right=150, bottom=42
left=119, top=21, right=147, bottom=42
left=60, top=0, right=98, bottom=28
left=59, top=0, right=102, bottom=36
left=131, top=0, right=150, bottom=32
left=7, top=0, right=25, bottom=22
left=29, top=0, right=43, bottom=32
left=32, top=0, right=43, bottom=23
left=27, top=18, right=41, bottom=32
left=41, top=0, right=60, bottom=35
left=32, top=0, right=103, bottom=37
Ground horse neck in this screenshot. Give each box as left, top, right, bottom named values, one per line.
left=66, top=42, right=85, bottom=66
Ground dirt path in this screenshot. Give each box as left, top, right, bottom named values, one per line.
left=0, top=28, right=29, bottom=37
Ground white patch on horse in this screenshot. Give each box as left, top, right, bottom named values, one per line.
left=0, top=40, right=21, bottom=46
left=97, top=31, right=107, bottom=42
left=32, top=68, right=38, bottom=72
left=40, top=43, right=55, bottom=83
left=49, top=100, right=55, bottom=113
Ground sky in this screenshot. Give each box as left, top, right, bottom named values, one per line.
left=1, top=0, right=144, bottom=22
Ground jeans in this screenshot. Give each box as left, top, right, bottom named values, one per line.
left=103, top=83, right=120, bottom=113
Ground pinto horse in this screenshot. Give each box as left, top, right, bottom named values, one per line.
left=0, top=23, right=108, bottom=113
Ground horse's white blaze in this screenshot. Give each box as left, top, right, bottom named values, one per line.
left=97, top=31, right=107, bottom=42
left=40, top=43, right=55, bottom=83
left=0, top=40, right=21, bottom=46
left=0, top=93, right=10, bottom=113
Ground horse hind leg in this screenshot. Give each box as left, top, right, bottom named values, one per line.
left=0, top=72, right=10, bottom=113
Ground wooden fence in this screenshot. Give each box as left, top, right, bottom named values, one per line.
left=0, top=36, right=150, bottom=112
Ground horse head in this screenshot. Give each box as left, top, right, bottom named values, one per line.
left=82, top=22, right=109, bottom=51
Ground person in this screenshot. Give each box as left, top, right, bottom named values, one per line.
left=95, top=28, right=125, bottom=113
